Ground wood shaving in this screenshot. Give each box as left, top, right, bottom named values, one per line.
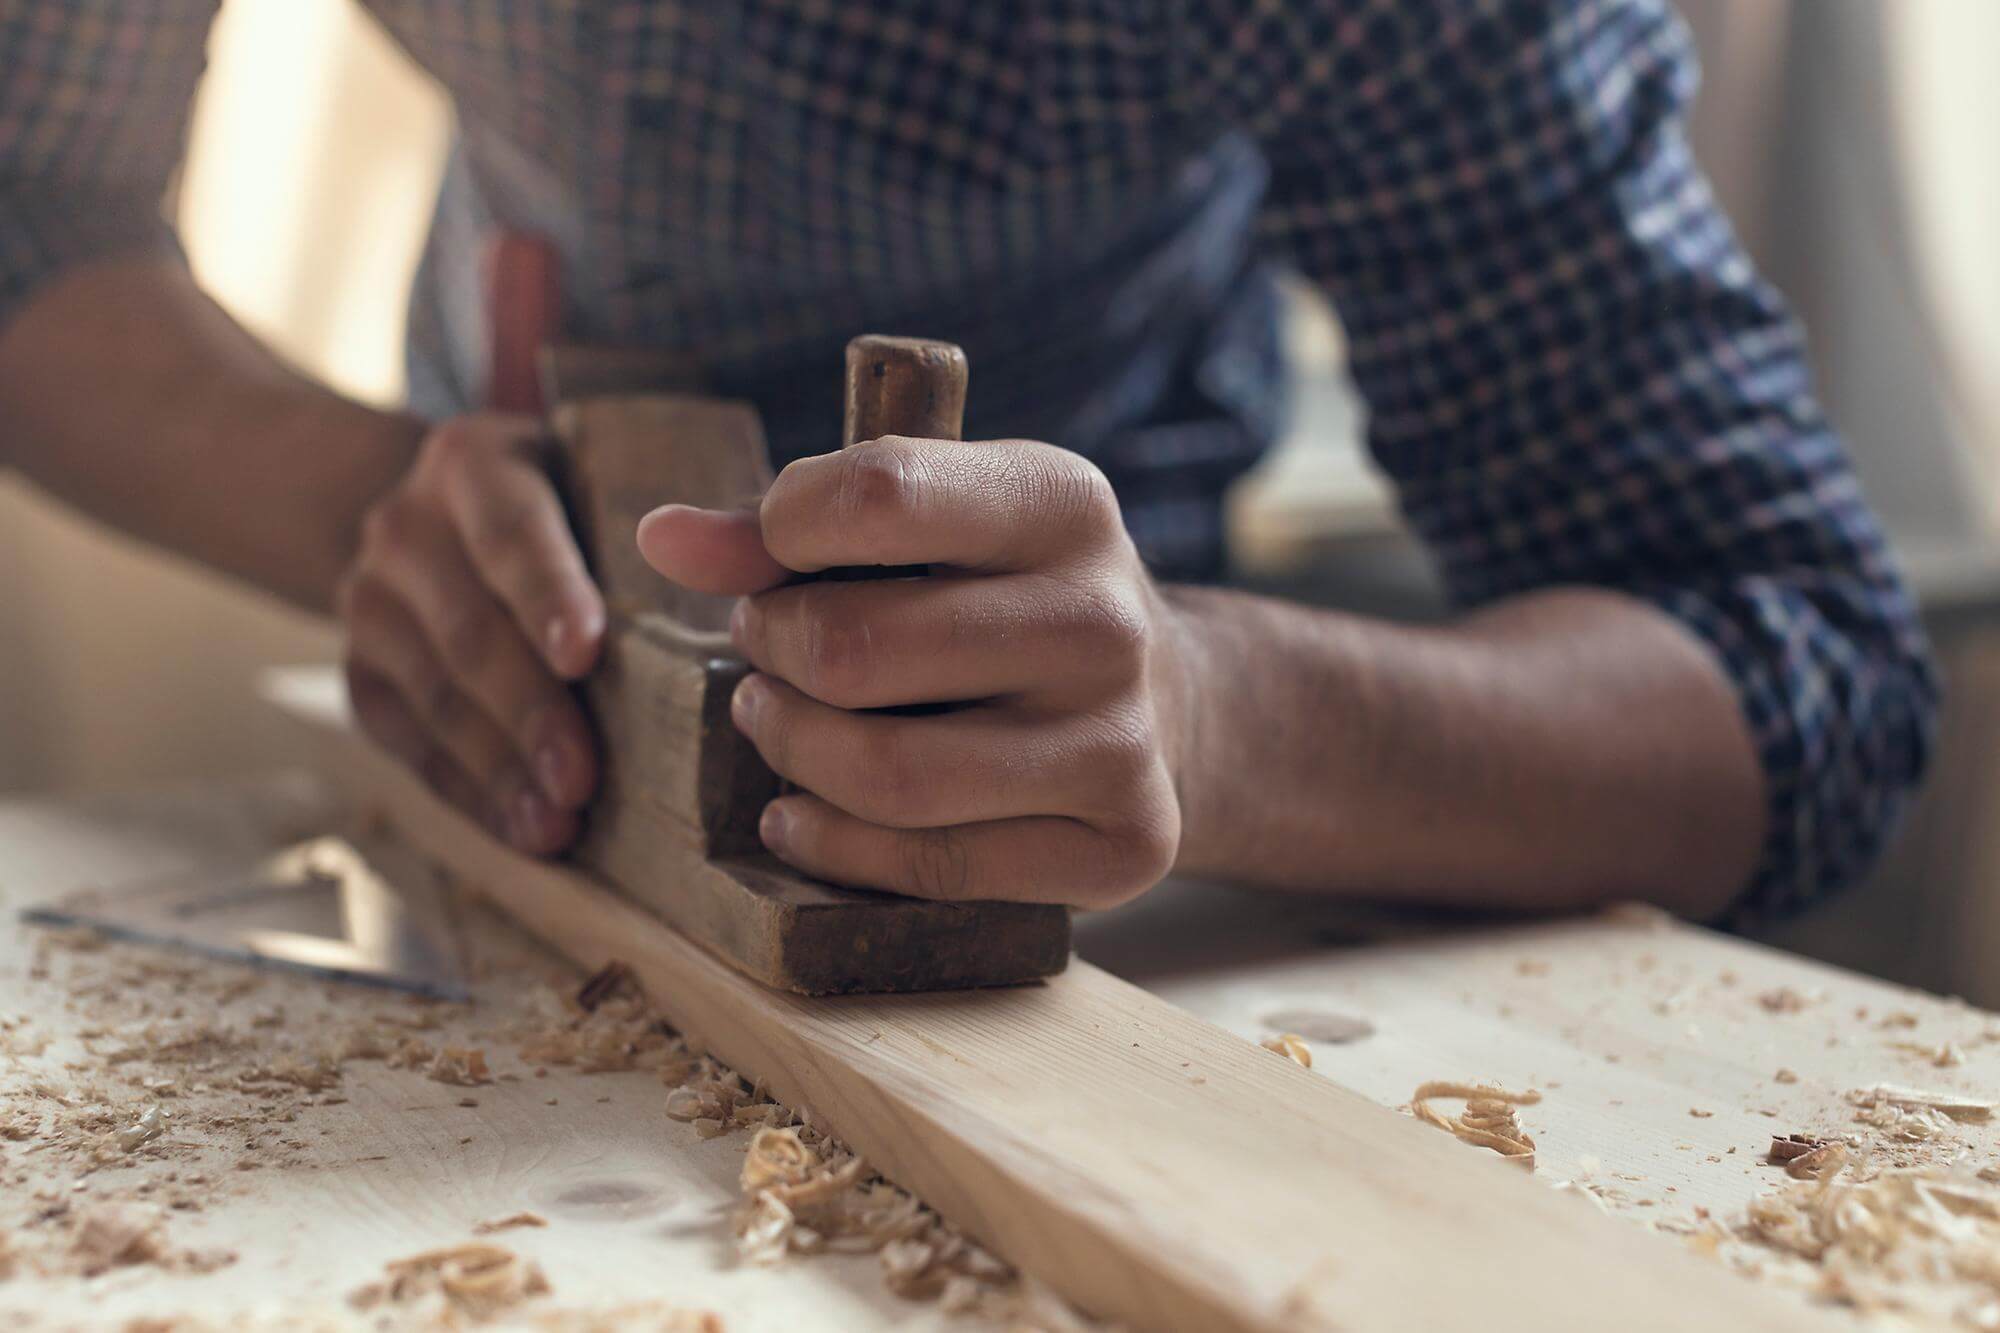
left=574, top=961, right=636, bottom=1013
left=1258, top=1009, right=1373, bottom=1044
left=1758, top=987, right=1820, bottom=1014
left=112, top=1102, right=170, bottom=1153
left=1260, top=1033, right=1313, bottom=1068
left=427, top=1046, right=492, bottom=1087
left=1408, top=1082, right=1540, bottom=1168
left=472, top=1210, right=548, bottom=1235
left=1891, top=1040, right=1968, bottom=1069
left=1740, top=1165, right=2000, bottom=1320
left=69, top=1203, right=168, bottom=1276
left=1850, top=1085, right=1997, bottom=1123
left=350, top=1241, right=550, bottom=1320
left=1770, top=1134, right=1829, bottom=1164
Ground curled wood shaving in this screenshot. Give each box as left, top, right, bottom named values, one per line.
left=111, top=1102, right=169, bottom=1153
left=1260, top=1033, right=1313, bottom=1068
left=472, top=1210, right=548, bottom=1235
left=351, top=1242, right=550, bottom=1319
left=1408, top=1082, right=1540, bottom=1168
left=1786, top=1143, right=1850, bottom=1182
left=427, top=1047, right=492, bottom=1087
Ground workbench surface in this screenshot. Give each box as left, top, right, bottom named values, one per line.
left=4, top=776, right=1998, bottom=1329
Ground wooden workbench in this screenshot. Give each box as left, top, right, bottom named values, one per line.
left=4, top=775, right=1998, bottom=1329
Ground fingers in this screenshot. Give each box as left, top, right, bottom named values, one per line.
left=355, top=500, right=596, bottom=810
left=731, top=572, right=1151, bottom=710
left=755, top=793, right=1174, bottom=909
left=343, top=582, right=579, bottom=854
left=344, top=662, right=487, bottom=816
left=731, top=674, right=1095, bottom=828
left=436, top=427, right=606, bottom=680
left=635, top=504, right=789, bottom=596
left=759, top=437, right=1124, bottom=575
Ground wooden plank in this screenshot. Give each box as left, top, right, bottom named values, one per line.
left=1081, top=877, right=2000, bottom=1232
left=268, top=669, right=1827, bottom=1333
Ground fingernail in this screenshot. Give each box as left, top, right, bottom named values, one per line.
left=732, top=675, right=764, bottom=731
left=535, top=743, right=570, bottom=807
left=511, top=787, right=552, bottom=850
left=544, top=615, right=570, bottom=666
left=729, top=598, right=751, bottom=654
left=760, top=801, right=791, bottom=855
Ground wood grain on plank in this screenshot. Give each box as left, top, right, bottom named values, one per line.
left=269, top=669, right=1828, bottom=1333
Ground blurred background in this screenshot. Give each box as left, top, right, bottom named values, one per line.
left=2, top=2, right=1996, bottom=994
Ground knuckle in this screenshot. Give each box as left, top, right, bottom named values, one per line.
left=422, top=417, right=480, bottom=476
left=358, top=496, right=416, bottom=560
left=899, top=826, right=972, bottom=900
left=1070, top=584, right=1153, bottom=674
left=838, top=444, right=920, bottom=531
left=1042, top=454, right=1120, bottom=539
left=467, top=501, right=539, bottom=560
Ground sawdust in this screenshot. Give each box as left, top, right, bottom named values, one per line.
left=1892, top=1040, right=1969, bottom=1069
left=1408, top=1082, right=1540, bottom=1168
left=1758, top=986, right=1821, bottom=1014
left=59, top=1202, right=233, bottom=1279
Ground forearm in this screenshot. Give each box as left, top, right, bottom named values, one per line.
left=1164, top=584, right=1766, bottom=918
left=0, top=254, right=424, bottom=612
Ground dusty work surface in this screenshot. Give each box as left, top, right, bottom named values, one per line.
left=6, top=776, right=2000, bottom=1329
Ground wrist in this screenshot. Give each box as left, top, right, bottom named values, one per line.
left=1149, top=582, right=1215, bottom=873
left=286, top=395, right=428, bottom=611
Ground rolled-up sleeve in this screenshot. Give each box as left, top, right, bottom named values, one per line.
left=0, top=2, right=216, bottom=334
left=1197, top=0, right=1939, bottom=919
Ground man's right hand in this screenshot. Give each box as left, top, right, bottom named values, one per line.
left=337, top=413, right=604, bottom=853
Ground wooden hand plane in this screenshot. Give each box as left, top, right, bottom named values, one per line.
left=538, top=333, right=1072, bottom=995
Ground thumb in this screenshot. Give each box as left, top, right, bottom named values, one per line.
left=635, top=504, right=791, bottom=595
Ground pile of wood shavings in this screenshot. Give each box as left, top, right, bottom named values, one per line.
left=514, top=963, right=1106, bottom=1328
left=1408, top=1081, right=1540, bottom=1168
left=1739, top=1164, right=2000, bottom=1324
left=1716, top=1083, right=2000, bottom=1326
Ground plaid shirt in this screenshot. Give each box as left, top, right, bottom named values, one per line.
left=0, top=0, right=1937, bottom=921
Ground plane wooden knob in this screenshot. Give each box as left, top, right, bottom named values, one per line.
left=844, top=335, right=968, bottom=446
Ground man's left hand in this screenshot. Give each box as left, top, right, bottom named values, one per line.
left=635, top=436, right=1187, bottom=908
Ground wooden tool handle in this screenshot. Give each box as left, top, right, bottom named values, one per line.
left=843, top=335, right=968, bottom=446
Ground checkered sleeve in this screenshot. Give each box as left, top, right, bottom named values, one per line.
left=1196, top=0, right=1939, bottom=918
left=0, top=2, right=216, bottom=336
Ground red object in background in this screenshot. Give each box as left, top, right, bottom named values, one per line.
left=482, top=231, right=561, bottom=416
